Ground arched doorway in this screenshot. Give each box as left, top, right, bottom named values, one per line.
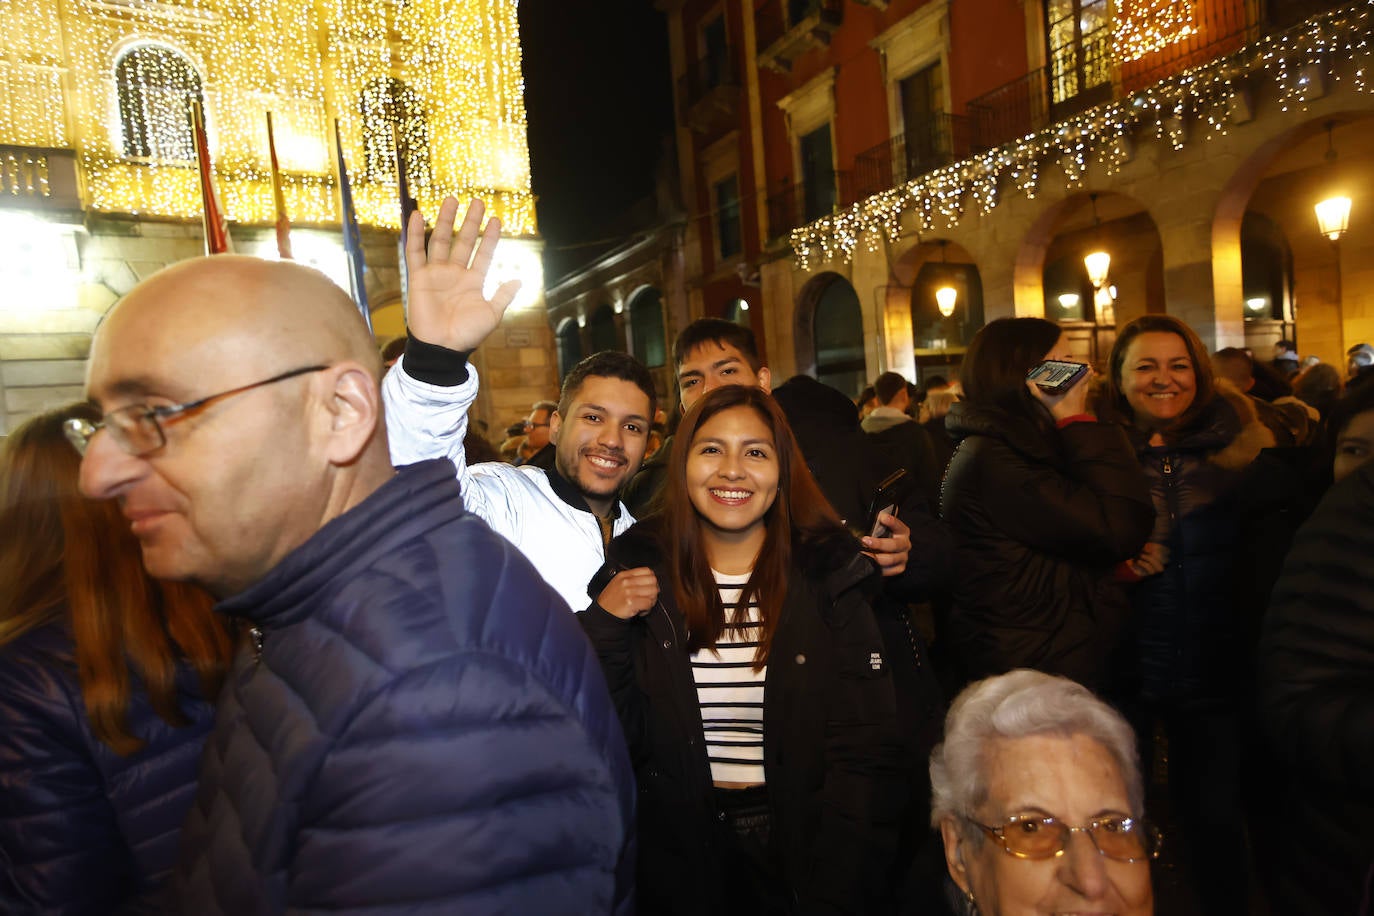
left=627, top=287, right=666, bottom=367
left=556, top=318, right=583, bottom=379
left=795, top=273, right=866, bottom=398
left=587, top=303, right=619, bottom=353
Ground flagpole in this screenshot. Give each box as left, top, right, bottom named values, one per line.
left=393, top=123, right=418, bottom=322
left=333, top=119, right=373, bottom=332
left=190, top=100, right=230, bottom=255
left=266, top=111, right=293, bottom=260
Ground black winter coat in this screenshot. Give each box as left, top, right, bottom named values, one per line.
left=0, top=623, right=216, bottom=915
left=579, top=520, right=904, bottom=915
left=940, top=401, right=1154, bottom=691
left=1125, top=390, right=1274, bottom=701
left=1258, top=460, right=1374, bottom=916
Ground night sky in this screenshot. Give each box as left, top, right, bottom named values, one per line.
left=518, top=0, right=675, bottom=281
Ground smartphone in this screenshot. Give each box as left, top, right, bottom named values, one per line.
left=866, top=468, right=908, bottom=539
left=1026, top=359, right=1090, bottom=394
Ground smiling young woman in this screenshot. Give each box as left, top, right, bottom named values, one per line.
left=577, top=385, right=904, bottom=914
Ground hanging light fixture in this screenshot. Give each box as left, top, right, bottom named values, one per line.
left=935, top=240, right=957, bottom=317
left=935, top=285, right=957, bottom=317
left=1315, top=121, right=1352, bottom=242
left=1058, top=292, right=1081, bottom=311
left=1084, top=193, right=1111, bottom=288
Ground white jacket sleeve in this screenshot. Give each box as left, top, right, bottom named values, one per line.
left=381, top=361, right=524, bottom=542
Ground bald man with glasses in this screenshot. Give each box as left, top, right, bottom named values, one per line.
left=72, top=248, right=635, bottom=915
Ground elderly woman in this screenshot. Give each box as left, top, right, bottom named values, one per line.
left=930, top=669, right=1159, bottom=916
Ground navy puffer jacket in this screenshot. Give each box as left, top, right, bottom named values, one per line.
left=0, top=623, right=216, bottom=915
left=167, top=459, right=636, bottom=915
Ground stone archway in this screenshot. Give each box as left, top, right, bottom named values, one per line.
left=794, top=272, right=866, bottom=397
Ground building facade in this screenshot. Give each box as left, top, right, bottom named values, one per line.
left=661, top=0, right=1374, bottom=396
left=0, top=0, right=550, bottom=435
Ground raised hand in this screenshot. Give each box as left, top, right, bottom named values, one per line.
left=403, top=197, right=522, bottom=352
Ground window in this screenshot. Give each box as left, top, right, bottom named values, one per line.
left=115, top=46, right=204, bottom=161
left=800, top=124, right=835, bottom=222
left=360, top=78, right=433, bottom=188
left=899, top=63, right=946, bottom=177
left=702, top=14, right=729, bottom=88
left=715, top=174, right=742, bottom=260
left=1046, top=0, right=1112, bottom=106
left=629, top=288, right=667, bottom=367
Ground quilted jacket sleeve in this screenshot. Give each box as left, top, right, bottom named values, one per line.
left=964, top=424, right=1154, bottom=563
left=1259, top=461, right=1374, bottom=792
left=0, top=649, right=135, bottom=915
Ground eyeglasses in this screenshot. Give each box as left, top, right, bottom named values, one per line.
left=64, top=365, right=330, bottom=457
left=967, top=814, right=1162, bottom=863
left=523, top=420, right=550, bottom=429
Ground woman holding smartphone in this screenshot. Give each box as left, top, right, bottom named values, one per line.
left=579, top=385, right=902, bottom=915
left=940, top=317, right=1154, bottom=693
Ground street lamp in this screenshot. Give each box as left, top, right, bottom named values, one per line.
left=1315, top=196, right=1351, bottom=242
left=1083, top=192, right=1111, bottom=289
left=1315, top=122, right=1352, bottom=242
left=935, top=285, right=957, bottom=317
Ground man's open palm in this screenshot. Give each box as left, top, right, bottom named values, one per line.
left=403, top=196, right=521, bottom=352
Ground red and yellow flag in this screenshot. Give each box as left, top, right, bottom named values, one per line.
left=266, top=111, right=293, bottom=259
left=189, top=100, right=230, bottom=255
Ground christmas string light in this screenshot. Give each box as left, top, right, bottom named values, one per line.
left=3, top=0, right=535, bottom=234
left=1113, top=0, right=1197, bottom=63
left=792, top=0, right=1372, bottom=270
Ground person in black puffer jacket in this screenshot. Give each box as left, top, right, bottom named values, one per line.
left=1258, top=459, right=1374, bottom=916
left=0, top=405, right=235, bottom=915
left=580, top=386, right=904, bottom=915
left=940, top=318, right=1154, bottom=694
left=1105, top=314, right=1277, bottom=913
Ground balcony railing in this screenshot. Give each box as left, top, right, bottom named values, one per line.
left=966, top=0, right=1346, bottom=152
left=0, top=146, right=80, bottom=212
left=767, top=169, right=852, bottom=240
left=852, top=114, right=980, bottom=200
left=678, top=55, right=742, bottom=134
left=756, top=0, right=842, bottom=72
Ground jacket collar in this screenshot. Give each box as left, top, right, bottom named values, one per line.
left=946, top=400, right=1059, bottom=464
left=545, top=465, right=622, bottom=521
left=217, top=459, right=465, bottom=628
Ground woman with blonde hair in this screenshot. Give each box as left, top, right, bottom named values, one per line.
left=0, top=403, right=235, bottom=913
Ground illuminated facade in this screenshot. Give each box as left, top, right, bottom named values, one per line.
left=0, top=0, right=552, bottom=434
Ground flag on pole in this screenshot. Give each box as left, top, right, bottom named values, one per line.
left=333, top=120, right=372, bottom=331
left=394, top=125, right=419, bottom=313
left=266, top=111, right=293, bottom=260
left=190, top=100, right=230, bottom=255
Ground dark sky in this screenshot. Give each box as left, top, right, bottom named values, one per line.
left=518, top=1, right=675, bottom=281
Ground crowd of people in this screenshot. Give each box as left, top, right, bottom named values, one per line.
left=0, top=194, right=1371, bottom=915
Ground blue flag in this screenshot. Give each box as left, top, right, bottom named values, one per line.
left=333, top=119, right=371, bottom=331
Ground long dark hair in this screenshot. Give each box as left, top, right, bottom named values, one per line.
left=1105, top=314, right=1216, bottom=436
left=0, top=404, right=235, bottom=755
left=961, top=317, right=1063, bottom=419
left=661, top=386, right=844, bottom=668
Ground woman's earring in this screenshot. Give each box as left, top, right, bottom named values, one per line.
left=962, top=889, right=980, bottom=916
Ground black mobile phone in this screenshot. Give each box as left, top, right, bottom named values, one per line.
left=866, top=468, right=907, bottom=539
left=1026, top=359, right=1090, bottom=394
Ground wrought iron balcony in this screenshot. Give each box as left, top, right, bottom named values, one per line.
left=756, top=0, right=843, bottom=73
left=678, top=56, right=742, bottom=135
left=766, top=168, right=854, bottom=241
left=965, top=0, right=1346, bottom=152
left=852, top=114, right=980, bottom=201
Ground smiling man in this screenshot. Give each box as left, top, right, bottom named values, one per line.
left=73, top=251, right=635, bottom=914
left=384, top=198, right=657, bottom=612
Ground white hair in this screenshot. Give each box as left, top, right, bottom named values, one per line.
left=929, top=669, right=1143, bottom=833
